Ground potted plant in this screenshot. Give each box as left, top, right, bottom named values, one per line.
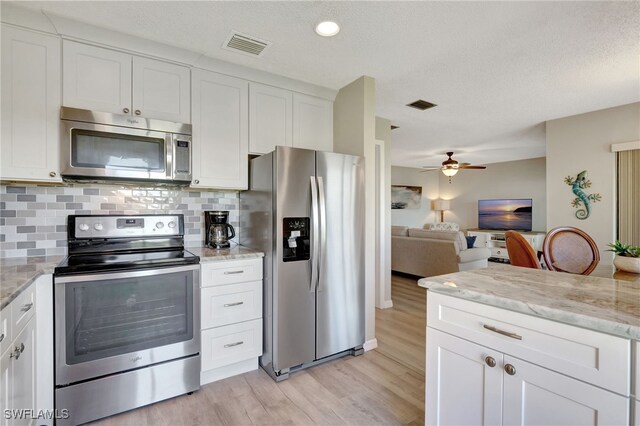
left=607, top=241, right=640, bottom=274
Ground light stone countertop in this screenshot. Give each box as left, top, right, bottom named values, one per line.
left=418, top=263, right=640, bottom=340
left=1, top=245, right=263, bottom=311
left=188, top=245, right=264, bottom=262
left=0, top=256, right=64, bottom=311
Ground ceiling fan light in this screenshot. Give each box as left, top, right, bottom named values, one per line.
left=442, top=168, right=458, bottom=177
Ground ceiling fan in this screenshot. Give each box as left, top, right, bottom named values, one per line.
left=421, top=151, right=487, bottom=180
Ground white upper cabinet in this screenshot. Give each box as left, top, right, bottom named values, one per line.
left=292, top=93, right=333, bottom=152
left=1, top=25, right=61, bottom=182
left=63, top=41, right=190, bottom=123
left=249, top=83, right=292, bottom=154
left=191, top=69, right=248, bottom=190
left=132, top=56, right=190, bottom=123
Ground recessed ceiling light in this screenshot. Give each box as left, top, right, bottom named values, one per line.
left=315, top=21, right=340, bottom=37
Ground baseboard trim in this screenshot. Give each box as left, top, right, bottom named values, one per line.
left=379, top=299, right=393, bottom=309
left=363, top=338, right=378, bottom=352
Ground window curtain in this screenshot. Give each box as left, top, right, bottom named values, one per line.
left=617, top=149, right=640, bottom=246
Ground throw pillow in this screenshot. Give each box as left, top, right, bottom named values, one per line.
left=456, top=231, right=467, bottom=251
left=466, top=235, right=477, bottom=249
left=429, top=222, right=460, bottom=231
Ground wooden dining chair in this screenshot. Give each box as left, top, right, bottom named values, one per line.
left=505, top=231, right=542, bottom=269
left=542, top=226, right=600, bottom=275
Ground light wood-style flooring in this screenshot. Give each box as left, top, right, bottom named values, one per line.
left=91, top=273, right=427, bottom=426
left=375, top=274, right=427, bottom=374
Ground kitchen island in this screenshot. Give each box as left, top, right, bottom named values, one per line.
left=418, top=264, right=640, bottom=426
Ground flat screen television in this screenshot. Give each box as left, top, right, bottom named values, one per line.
left=478, top=198, right=532, bottom=231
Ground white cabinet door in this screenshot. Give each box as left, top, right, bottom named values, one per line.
left=1, top=25, right=61, bottom=182
left=132, top=56, right=190, bottom=123
left=191, top=69, right=248, bottom=189
left=9, top=320, right=36, bottom=426
left=0, top=347, right=10, bottom=426
left=503, top=355, right=629, bottom=426
left=249, top=83, right=292, bottom=154
left=635, top=399, right=640, bottom=426
left=426, top=328, right=503, bottom=426
left=292, top=93, right=333, bottom=152
left=63, top=40, right=132, bottom=115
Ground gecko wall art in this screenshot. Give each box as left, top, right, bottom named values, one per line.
left=564, top=170, right=601, bottom=220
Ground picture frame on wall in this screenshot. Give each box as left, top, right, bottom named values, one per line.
left=391, top=185, right=422, bottom=209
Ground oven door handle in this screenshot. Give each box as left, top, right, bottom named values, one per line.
left=54, top=264, right=200, bottom=283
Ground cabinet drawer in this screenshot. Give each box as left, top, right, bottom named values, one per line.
left=201, top=319, right=262, bottom=371
left=427, top=293, right=630, bottom=395
left=490, top=247, right=508, bottom=258
left=201, top=281, right=262, bottom=329
left=201, top=258, right=262, bottom=287
left=10, top=285, right=35, bottom=336
left=0, top=305, right=10, bottom=356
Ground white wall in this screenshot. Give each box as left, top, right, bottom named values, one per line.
left=437, top=157, right=547, bottom=231
left=333, top=76, right=378, bottom=348
left=391, top=167, right=440, bottom=228
left=546, top=102, right=640, bottom=261
left=376, top=117, right=392, bottom=309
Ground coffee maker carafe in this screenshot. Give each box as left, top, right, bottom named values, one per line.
left=205, top=211, right=235, bottom=249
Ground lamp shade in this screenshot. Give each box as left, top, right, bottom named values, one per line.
left=432, top=199, right=450, bottom=211
left=441, top=167, right=458, bottom=177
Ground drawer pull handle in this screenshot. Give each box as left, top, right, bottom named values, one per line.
left=224, top=341, right=244, bottom=348
left=0, top=333, right=4, bottom=343
left=484, top=356, right=496, bottom=367
left=21, top=303, right=33, bottom=312
left=224, top=302, right=244, bottom=307
left=224, top=270, right=244, bottom=275
left=483, top=324, right=522, bottom=340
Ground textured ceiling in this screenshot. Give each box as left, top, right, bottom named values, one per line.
left=13, top=1, right=640, bottom=168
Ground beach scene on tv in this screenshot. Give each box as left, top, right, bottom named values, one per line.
left=478, top=199, right=533, bottom=231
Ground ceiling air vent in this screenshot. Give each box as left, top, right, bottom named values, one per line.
left=222, top=31, right=271, bottom=57
left=407, top=99, right=437, bottom=111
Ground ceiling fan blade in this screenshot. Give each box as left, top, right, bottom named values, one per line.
left=459, top=162, right=471, bottom=166
left=459, top=165, right=487, bottom=169
left=421, top=166, right=441, bottom=170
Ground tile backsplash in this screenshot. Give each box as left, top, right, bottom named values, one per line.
left=0, top=183, right=239, bottom=258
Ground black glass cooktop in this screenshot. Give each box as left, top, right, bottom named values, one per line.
left=54, top=249, right=200, bottom=276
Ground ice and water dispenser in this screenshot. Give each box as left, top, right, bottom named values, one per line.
left=282, top=217, right=310, bottom=262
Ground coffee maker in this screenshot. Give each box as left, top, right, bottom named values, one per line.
left=205, top=211, right=235, bottom=249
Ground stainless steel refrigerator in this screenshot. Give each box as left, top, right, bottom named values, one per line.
left=241, top=146, right=365, bottom=381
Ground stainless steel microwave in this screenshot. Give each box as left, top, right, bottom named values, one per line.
left=61, top=107, right=192, bottom=184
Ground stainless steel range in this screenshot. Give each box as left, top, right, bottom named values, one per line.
left=53, top=214, right=200, bottom=425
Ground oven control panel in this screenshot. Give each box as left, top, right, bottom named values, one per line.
left=71, top=215, right=183, bottom=239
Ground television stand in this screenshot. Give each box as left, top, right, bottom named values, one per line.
left=466, top=229, right=545, bottom=261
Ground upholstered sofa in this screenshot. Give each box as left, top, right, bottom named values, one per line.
left=391, top=225, right=491, bottom=277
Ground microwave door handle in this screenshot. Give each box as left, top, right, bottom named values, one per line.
left=167, top=135, right=175, bottom=179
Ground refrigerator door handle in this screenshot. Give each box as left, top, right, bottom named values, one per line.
left=310, top=176, right=319, bottom=293
left=317, top=176, right=327, bottom=292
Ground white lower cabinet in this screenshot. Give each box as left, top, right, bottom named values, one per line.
left=1, top=317, right=36, bottom=426
left=426, top=329, right=502, bottom=425
left=426, top=293, right=632, bottom=426
left=200, top=258, right=263, bottom=385
left=503, top=355, right=628, bottom=426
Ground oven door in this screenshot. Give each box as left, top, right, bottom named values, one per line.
left=54, top=264, right=200, bottom=386
left=61, top=119, right=173, bottom=182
